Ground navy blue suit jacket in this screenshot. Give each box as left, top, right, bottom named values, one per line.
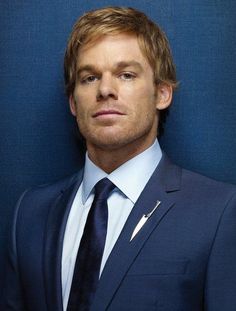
left=3, top=155, right=236, bottom=310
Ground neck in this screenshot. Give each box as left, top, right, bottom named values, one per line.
left=87, top=137, right=156, bottom=173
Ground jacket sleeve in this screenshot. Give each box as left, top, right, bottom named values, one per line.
left=2, top=190, right=29, bottom=310
left=204, top=192, right=236, bottom=310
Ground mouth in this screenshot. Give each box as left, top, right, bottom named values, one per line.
left=92, top=109, right=125, bottom=118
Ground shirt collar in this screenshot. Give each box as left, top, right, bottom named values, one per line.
left=82, top=139, right=162, bottom=204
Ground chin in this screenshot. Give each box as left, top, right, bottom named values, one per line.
left=84, top=128, right=125, bottom=147
left=90, top=137, right=126, bottom=150
left=82, top=125, right=155, bottom=151
left=87, top=133, right=149, bottom=152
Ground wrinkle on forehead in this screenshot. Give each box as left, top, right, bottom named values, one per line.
left=76, top=33, right=151, bottom=69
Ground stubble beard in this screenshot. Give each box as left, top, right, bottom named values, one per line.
left=80, top=117, right=158, bottom=153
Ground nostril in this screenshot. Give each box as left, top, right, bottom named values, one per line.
left=96, top=90, right=118, bottom=101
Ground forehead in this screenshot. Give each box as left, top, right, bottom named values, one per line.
left=77, top=33, right=150, bottom=68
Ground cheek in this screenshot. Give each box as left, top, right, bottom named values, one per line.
left=129, top=88, right=157, bottom=116
left=73, top=94, right=91, bottom=117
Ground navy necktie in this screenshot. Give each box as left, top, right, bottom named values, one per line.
left=67, top=178, right=115, bottom=311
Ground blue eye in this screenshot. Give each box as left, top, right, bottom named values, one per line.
left=120, top=72, right=136, bottom=80
left=81, top=75, right=98, bottom=84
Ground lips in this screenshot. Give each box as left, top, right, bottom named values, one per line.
left=92, top=109, right=125, bottom=118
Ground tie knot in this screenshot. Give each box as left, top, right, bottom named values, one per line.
left=94, top=178, right=115, bottom=201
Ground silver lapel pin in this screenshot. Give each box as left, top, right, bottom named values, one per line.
left=130, top=200, right=161, bottom=242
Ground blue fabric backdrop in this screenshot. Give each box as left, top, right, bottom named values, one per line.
left=0, top=0, right=236, bottom=300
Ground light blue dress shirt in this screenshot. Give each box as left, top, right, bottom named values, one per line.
left=62, top=139, right=162, bottom=310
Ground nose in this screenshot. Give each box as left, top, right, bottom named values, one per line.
left=96, top=74, right=118, bottom=101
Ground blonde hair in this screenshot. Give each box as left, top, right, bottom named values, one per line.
left=64, top=6, right=177, bottom=97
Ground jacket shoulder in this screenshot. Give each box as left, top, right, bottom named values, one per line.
left=179, top=166, right=236, bottom=207
left=182, top=166, right=236, bottom=191
left=161, top=153, right=236, bottom=203
left=15, top=170, right=83, bottom=215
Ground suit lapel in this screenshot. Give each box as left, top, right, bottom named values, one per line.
left=92, top=155, right=182, bottom=310
left=43, top=172, right=83, bottom=311
left=42, top=154, right=181, bottom=311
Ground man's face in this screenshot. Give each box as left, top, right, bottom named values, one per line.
left=70, top=33, right=171, bottom=154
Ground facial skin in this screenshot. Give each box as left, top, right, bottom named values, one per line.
left=70, top=34, right=172, bottom=172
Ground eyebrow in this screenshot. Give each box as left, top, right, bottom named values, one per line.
left=115, top=61, right=143, bottom=71
left=76, top=60, right=143, bottom=77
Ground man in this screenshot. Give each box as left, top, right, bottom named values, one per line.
left=3, top=6, right=236, bottom=311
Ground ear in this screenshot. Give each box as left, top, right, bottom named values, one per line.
left=155, top=83, right=173, bottom=110
left=69, top=94, right=77, bottom=116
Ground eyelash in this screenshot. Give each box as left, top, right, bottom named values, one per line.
left=80, top=75, right=98, bottom=84
left=79, top=72, right=137, bottom=84
left=119, top=72, right=136, bottom=80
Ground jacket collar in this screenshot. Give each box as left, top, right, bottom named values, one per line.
left=43, top=153, right=181, bottom=311
left=91, top=153, right=182, bottom=310
left=43, top=171, right=84, bottom=311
